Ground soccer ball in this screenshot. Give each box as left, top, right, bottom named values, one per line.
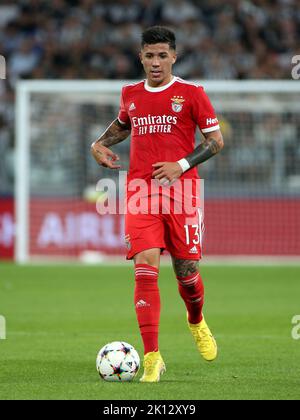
left=96, top=341, right=140, bottom=382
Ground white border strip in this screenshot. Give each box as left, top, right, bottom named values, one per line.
left=22, top=255, right=300, bottom=267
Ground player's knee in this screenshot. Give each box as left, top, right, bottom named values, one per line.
left=172, top=258, right=199, bottom=278
left=134, top=248, right=160, bottom=269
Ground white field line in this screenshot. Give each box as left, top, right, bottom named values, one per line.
left=21, top=255, right=300, bottom=267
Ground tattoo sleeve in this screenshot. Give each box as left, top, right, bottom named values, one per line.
left=172, top=258, right=199, bottom=278
left=185, top=134, right=224, bottom=169
left=93, top=119, right=131, bottom=148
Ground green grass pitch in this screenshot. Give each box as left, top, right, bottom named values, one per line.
left=0, top=263, right=299, bottom=400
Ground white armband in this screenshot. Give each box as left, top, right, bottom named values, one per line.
left=177, top=158, right=191, bottom=173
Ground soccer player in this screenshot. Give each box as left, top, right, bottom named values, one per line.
left=91, top=26, right=224, bottom=382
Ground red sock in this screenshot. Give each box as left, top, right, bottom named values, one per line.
left=177, top=272, right=204, bottom=324
left=134, top=264, right=160, bottom=355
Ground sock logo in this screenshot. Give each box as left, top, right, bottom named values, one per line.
left=136, top=299, right=150, bottom=308
left=190, top=297, right=202, bottom=303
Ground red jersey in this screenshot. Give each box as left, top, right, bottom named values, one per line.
left=118, top=76, right=219, bottom=187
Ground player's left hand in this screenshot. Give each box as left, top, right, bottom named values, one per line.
left=152, top=162, right=183, bottom=185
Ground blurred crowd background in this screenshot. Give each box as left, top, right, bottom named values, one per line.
left=0, top=0, right=299, bottom=195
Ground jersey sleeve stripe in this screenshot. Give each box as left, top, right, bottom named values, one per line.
left=201, top=125, right=220, bottom=133
left=123, top=80, right=144, bottom=88
left=176, top=78, right=201, bottom=88
left=118, top=117, right=127, bottom=126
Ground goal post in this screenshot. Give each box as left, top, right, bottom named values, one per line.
left=15, top=80, right=300, bottom=263
left=15, top=80, right=128, bottom=264
left=15, top=83, right=30, bottom=264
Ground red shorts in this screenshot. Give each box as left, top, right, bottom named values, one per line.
left=125, top=196, right=203, bottom=260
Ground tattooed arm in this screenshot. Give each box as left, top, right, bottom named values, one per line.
left=91, top=119, right=131, bottom=169
left=152, top=129, right=224, bottom=183
left=182, top=129, right=224, bottom=169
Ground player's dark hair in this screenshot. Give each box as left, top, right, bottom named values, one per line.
left=141, top=26, right=176, bottom=50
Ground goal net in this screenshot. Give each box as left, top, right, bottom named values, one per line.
left=15, top=81, right=300, bottom=262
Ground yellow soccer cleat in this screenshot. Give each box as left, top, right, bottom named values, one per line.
left=140, top=351, right=166, bottom=383
left=188, top=315, right=218, bottom=362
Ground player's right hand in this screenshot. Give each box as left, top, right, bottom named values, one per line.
left=91, top=143, right=121, bottom=169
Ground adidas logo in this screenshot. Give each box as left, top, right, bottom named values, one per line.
left=129, top=102, right=136, bottom=111
left=189, top=246, right=198, bottom=254
left=136, top=299, right=150, bottom=308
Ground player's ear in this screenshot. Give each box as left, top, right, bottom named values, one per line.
left=139, top=51, right=143, bottom=64
left=170, top=48, right=177, bottom=65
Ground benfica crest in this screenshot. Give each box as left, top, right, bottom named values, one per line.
left=171, top=96, right=185, bottom=113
